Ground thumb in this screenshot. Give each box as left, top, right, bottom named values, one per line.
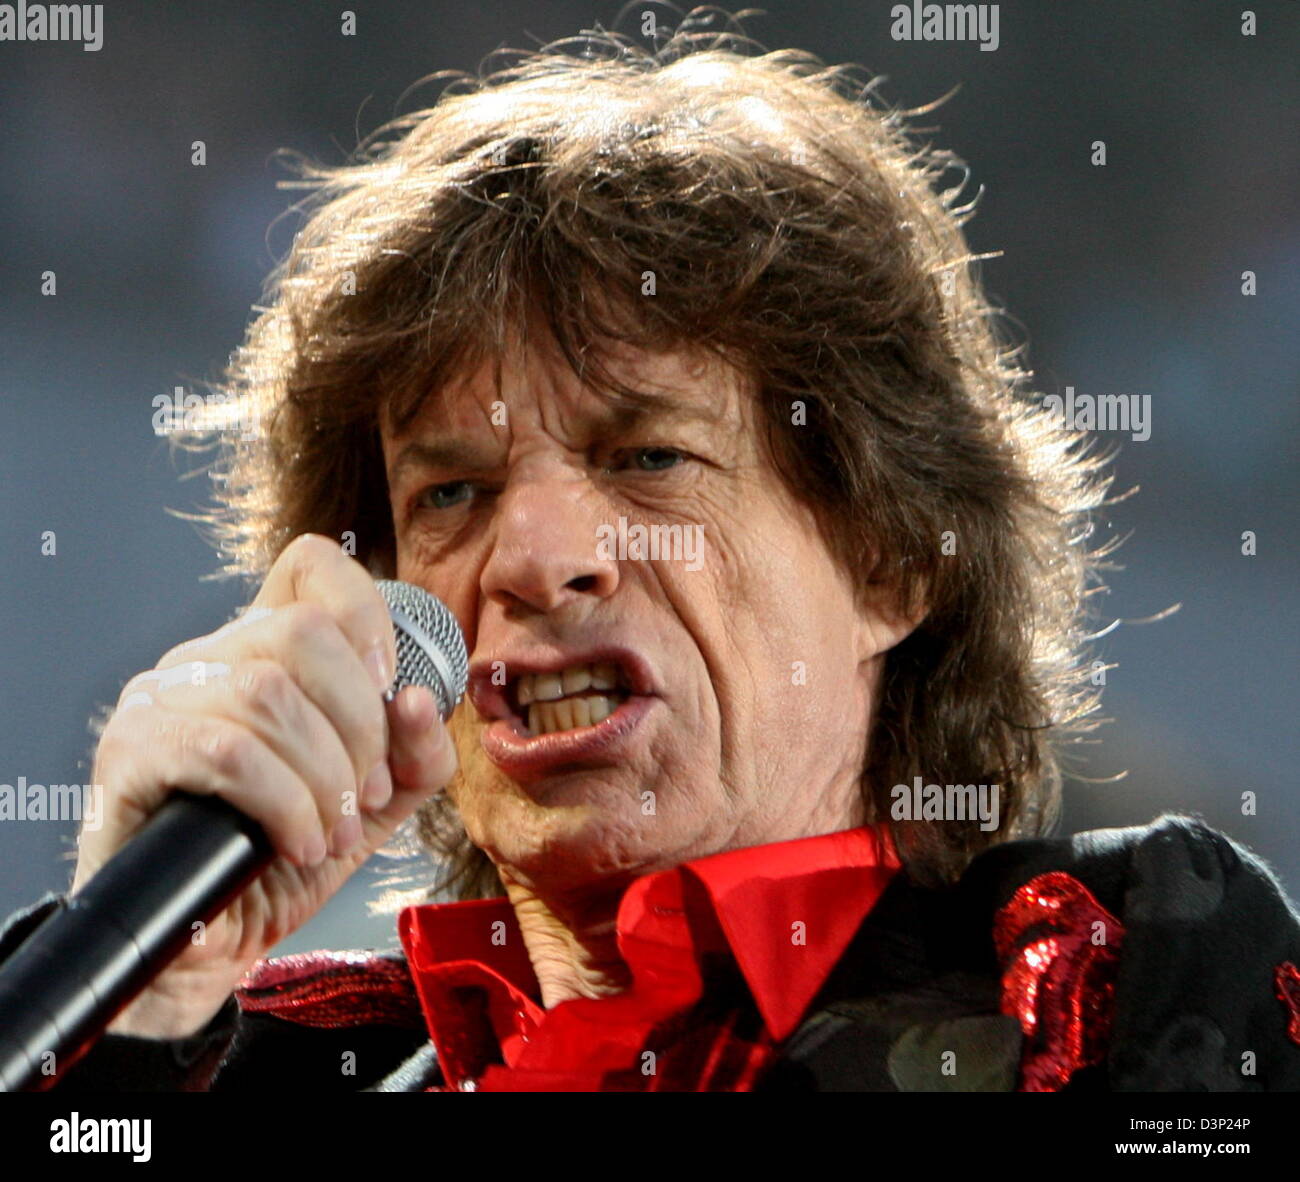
left=385, top=686, right=459, bottom=807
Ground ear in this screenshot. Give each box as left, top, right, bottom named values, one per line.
left=853, top=577, right=928, bottom=662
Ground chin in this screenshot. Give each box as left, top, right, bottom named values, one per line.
left=487, top=812, right=671, bottom=890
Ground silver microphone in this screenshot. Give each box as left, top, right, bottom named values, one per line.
left=376, top=579, right=469, bottom=717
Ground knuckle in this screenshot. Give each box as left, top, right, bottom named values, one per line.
left=338, top=597, right=388, bottom=648
left=200, top=723, right=255, bottom=781
left=283, top=532, right=338, bottom=571
left=280, top=601, right=336, bottom=649
left=233, top=660, right=295, bottom=720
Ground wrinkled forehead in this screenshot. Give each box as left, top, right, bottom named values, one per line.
left=384, top=328, right=754, bottom=448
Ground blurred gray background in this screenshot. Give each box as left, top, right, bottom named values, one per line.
left=1, top=1, right=1296, bottom=956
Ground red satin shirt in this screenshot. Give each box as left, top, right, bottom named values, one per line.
left=397, top=825, right=902, bottom=1091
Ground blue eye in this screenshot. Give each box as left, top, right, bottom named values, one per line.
left=627, top=447, right=685, bottom=472
left=419, top=481, right=475, bottom=510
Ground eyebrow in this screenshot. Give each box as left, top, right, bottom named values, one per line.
left=386, top=390, right=718, bottom=483
left=388, top=440, right=494, bottom=484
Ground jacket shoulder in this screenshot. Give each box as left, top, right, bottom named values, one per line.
left=768, top=815, right=1300, bottom=1092
left=969, top=813, right=1300, bottom=1091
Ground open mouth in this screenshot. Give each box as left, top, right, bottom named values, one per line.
left=470, top=647, right=658, bottom=777
left=510, top=661, right=633, bottom=737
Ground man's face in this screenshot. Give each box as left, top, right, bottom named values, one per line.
left=382, top=331, right=913, bottom=898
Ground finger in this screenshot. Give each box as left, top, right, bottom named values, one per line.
left=131, top=659, right=372, bottom=853
left=92, top=704, right=330, bottom=870
left=385, top=687, right=458, bottom=806
left=251, top=533, right=396, bottom=692
left=147, top=605, right=389, bottom=794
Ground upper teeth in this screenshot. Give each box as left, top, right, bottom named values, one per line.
left=516, top=662, right=621, bottom=705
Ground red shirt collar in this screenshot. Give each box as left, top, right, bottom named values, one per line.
left=398, top=824, right=900, bottom=1087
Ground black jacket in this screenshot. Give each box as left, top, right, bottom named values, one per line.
left=4, top=814, right=1298, bottom=1091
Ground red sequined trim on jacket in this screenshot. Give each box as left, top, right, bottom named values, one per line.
left=235, top=951, right=426, bottom=1030
left=1275, top=962, right=1300, bottom=1046
left=993, top=871, right=1125, bottom=1092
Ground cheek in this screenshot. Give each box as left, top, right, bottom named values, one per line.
left=443, top=707, right=501, bottom=826
left=650, top=519, right=815, bottom=753
left=396, top=541, right=490, bottom=654
left=705, top=518, right=865, bottom=727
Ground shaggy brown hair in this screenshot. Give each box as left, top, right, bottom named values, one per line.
left=195, top=11, right=1113, bottom=898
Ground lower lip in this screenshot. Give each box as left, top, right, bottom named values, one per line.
left=480, top=695, right=657, bottom=780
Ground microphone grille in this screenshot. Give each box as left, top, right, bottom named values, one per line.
left=375, top=580, right=468, bottom=720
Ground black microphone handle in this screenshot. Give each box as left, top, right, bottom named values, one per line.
left=0, top=792, right=273, bottom=1091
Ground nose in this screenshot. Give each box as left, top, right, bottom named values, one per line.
left=480, top=473, right=620, bottom=614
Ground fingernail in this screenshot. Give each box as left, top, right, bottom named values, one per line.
left=331, top=814, right=364, bottom=857
left=365, top=645, right=393, bottom=694
left=361, top=761, right=393, bottom=810
left=399, top=685, right=434, bottom=728
left=301, top=830, right=328, bottom=867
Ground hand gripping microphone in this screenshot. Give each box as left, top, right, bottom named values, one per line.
left=0, top=580, right=468, bottom=1092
